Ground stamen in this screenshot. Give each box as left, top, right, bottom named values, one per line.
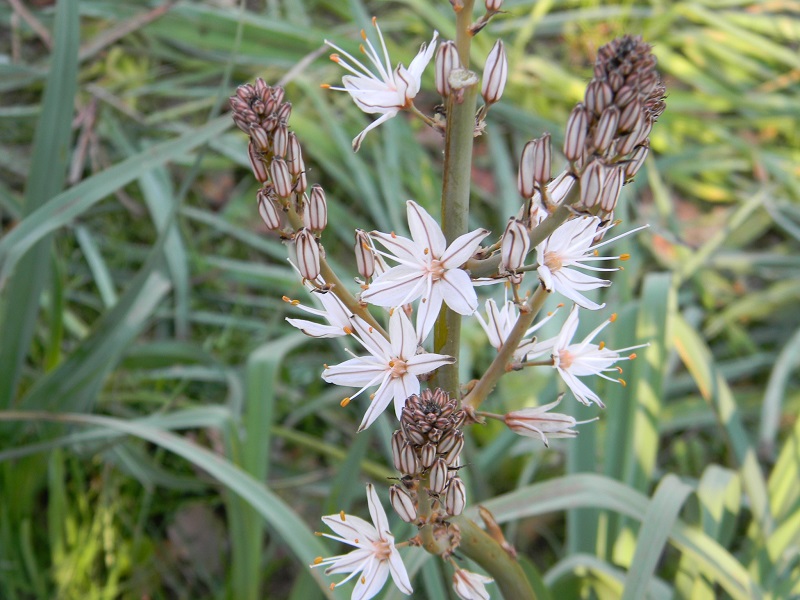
left=313, top=556, right=323, bottom=564
left=609, top=313, right=618, bottom=322
left=339, top=510, right=346, bottom=520
left=343, top=326, right=354, bottom=335
left=619, top=377, right=627, bottom=387
left=390, top=232, right=397, bottom=238
left=314, top=531, right=323, bottom=536
left=320, top=83, right=331, bottom=89
left=341, top=397, right=351, bottom=407
left=361, top=29, right=367, bottom=40
left=629, top=353, right=638, bottom=360
left=424, top=248, right=429, bottom=255
left=359, top=43, right=366, bottom=54
left=361, top=576, right=366, bottom=584
left=329, top=53, right=339, bottom=62
left=598, top=341, right=605, bottom=350
left=620, top=253, right=630, bottom=261
left=330, top=583, right=335, bottom=591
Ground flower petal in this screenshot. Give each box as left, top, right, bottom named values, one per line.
left=322, top=357, right=387, bottom=386
left=353, top=557, right=390, bottom=600
left=388, top=547, right=413, bottom=594
left=358, top=377, right=395, bottom=432
left=415, top=282, right=444, bottom=342
left=391, top=373, right=421, bottom=419
left=321, top=514, right=378, bottom=546
left=406, top=353, right=455, bottom=376
left=389, top=309, right=417, bottom=360
left=353, top=110, right=399, bottom=152
left=439, top=268, right=479, bottom=315
left=361, top=268, right=428, bottom=308
left=440, top=228, right=490, bottom=268
left=407, top=200, right=447, bottom=258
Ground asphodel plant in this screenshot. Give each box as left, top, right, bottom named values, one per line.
left=230, top=0, right=665, bottom=597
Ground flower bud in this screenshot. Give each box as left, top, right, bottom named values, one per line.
left=532, top=133, right=552, bottom=185
left=453, top=569, right=494, bottom=600
left=249, top=125, right=270, bottom=151
left=445, top=477, right=466, bottom=516
left=618, top=99, right=641, bottom=133
left=504, top=398, right=581, bottom=446
left=592, top=106, right=619, bottom=153
left=390, top=485, right=418, bottom=523
left=257, top=187, right=282, bottom=230
left=585, top=80, right=613, bottom=115
left=276, top=101, right=291, bottom=123
left=444, top=431, right=464, bottom=465
left=435, top=41, right=461, bottom=97
left=294, top=169, right=308, bottom=195
left=270, top=157, right=293, bottom=198
left=614, top=84, right=637, bottom=108
left=624, top=143, right=649, bottom=179
left=485, top=0, right=503, bottom=10
left=546, top=171, right=576, bottom=205
left=429, top=458, right=448, bottom=494
left=579, top=160, right=604, bottom=208
left=391, top=431, right=405, bottom=472
left=402, top=421, right=426, bottom=446
left=517, top=141, right=536, bottom=199
left=294, top=228, right=320, bottom=281
left=481, top=40, right=507, bottom=105
left=271, top=86, right=285, bottom=106
left=419, top=442, right=436, bottom=469
left=287, top=132, right=305, bottom=176
left=436, top=429, right=459, bottom=455
left=248, top=142, right=269, bottom=183
left=273, top=123, right=289, bottom=157
left=399, top=441, right=420, bottom=475
left=354, top=229, right=376, bottom=280
left=304, top=185, right=327, bottom=232
left=501, top=217, right=529, bottom=277
left=599, top=166, right=624, bottom=213
left=564, top=104, right=588, bottom=162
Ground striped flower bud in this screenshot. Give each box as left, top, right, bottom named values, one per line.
left=294, top=228, right=320, bottom=281
left=435, top=41, right=461, bottom=97
left=390, top=485, right=418, bottom=523
left=445, top=477, right=466, bottom=516
left=270, top=157, right=293, bottom=198
left=579, top=160, right=604, bottom=208
left=248, top=142, right=269, bottom=183
left=501, top=217, right=529, bottom=277
left=444, top=431, right=464, bottom=465
left=273, top=123, right=289, bottom=157
left=599, top=166, right=624, bottom=213
left=294, top=170, right=308, bottom=194
left=429, top=458, right=448, bottom=494
left=276, top=101, right=291, bottom=123
left=624, top=143, right=649, bottom=179
left=485, top=0, right=503, bottom=10
left=591, top=106, right=619, bottom=153
left=354, top=229, right=376, bottom=280
left=287, top=132, right=305, bottom=176
left=618, top=98, right=641, bottom=133
left=585, top=80, right=613, bottom=115
left=419, top=442, right=437, bottom=469
left=533, top=133, right=552, bottom=185
left=399, top=441, right=420, bottom=475
left=615, top=84, right=637, bottom=108
left=256, top=187, right=282, bottom=230
left=517, top=140, right=537, bottom=199
left=547, top=171, right=577, bottom=205
left=437, top=430, right=460, bottom=456
left=564, top=104, right=588, bottom=162
left=391, top=431, right=405, bottom=472
left=304, top=185, right=327, bottom=232
left=481, top=40, right=507, bottom=105
left=249, top=125, right=270, bottom=151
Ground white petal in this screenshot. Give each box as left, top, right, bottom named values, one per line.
left=537, top=264, right=555, bottom=293
left=406, top=353, right=455, bottom=376
left=439, top=269, right=479, bottom=315
left=407, top=200, right=447, bottom=258
left=407, top=31, right=439, bottom=80
left=361, top=269, right=428, bottom=308
left=389, top=309, right=417, bottom=360
left=388, top=547, right=413, bottom=594
left=415, top=283, right=444, bottom=342
left=322, top=357, right=387, bottom=386
left=365, top=483, right=391, bottom=538
left=350, top=314, right=392, bottom=359
left=440, top=228, right=490, bottom=268
left=342, top=75, right=402, bottom=114
left=558, top=367, right=604, bottom=407
left=321, top=514, right=378, bottom=546
left=353, top=110, right=399, bottom=151
left=285, top=318, right=347, bottom=338
left=353, top=557, right=389, bottom=600
left=358, top=378, right=395, bottom=431
left=391, top=374, right=421, bottom=419
left=369, top=232, right=425, bottom=264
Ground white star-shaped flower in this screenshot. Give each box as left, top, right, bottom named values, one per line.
left=361, top=200, right=490, bottom=342
left=325, top=18, right=438, bottom=151
left=452, top=568, right=494, bottom=600
left=312, top=483, right=412, bottom=600
left=322, top=308, right=454, bottom=431
left=550, top=305, right=645, bottom=407
left=504, top=395, right=590, bottom=447
left=536, top=216, right=647, bottom=310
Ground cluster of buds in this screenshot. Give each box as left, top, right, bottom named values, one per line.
left=389, top=389, right=467, bottom=551
left=518, top=35, right=665, bottom=220
left=230, top=79, right=328, bottom=281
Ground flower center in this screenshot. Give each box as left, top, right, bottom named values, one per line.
left=373, top=538, right=392, bottom=561
left=544, top=251, right=563, bottom=272
left=425, top=258, right=446, bottom=281
left=557, top=348, right=574, bottom=369
left=389, top=358, right=409, bottom=378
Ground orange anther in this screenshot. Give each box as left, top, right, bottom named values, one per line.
left=620, top=253, right=630, bottom=261
left=341, top=397, right=351, bottom=407
left=609, top=313, right=618, bottom=322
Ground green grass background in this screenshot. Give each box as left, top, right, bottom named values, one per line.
left=0, top=0, right=798, bottom=598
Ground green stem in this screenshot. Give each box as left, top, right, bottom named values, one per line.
left=454, top=516, right=538, bottom=600
left=463, top=285, right=550, bottom=412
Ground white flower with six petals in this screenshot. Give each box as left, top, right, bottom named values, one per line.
left=313, top=483, right=412, bottom=600
left=362, top=200, right=490, bottom=342
left=325, top=18, right=438, bottom=151
left=322, top=308, right=454, bottom=431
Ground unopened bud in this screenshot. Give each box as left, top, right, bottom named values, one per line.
left=399, top=440, right=420, bottom=475
left=304, top=185, right=327, bottom=232
left=248, top=142, right=269, bottom=183
left=618, top=99, right=641, bottom=133
left=287, top=132, right=305, bottom=176
left=273, top=123, right=289, bottom=157
left=294, top=228, right=320, bottom=281
left=615, top=84, right=637, bottom=108
left=419, top=442, right=436, bottom=469
left=585, top=80, right=613, bottom=115
left=249, top=125, right=270, bottom=151
left=579, top=160, right=604, bottom=208
left=564, top=104, right=588, bottom=162
left=294, top=170, right=308, bottom=194
left=592, top=106, right=619, bottom=153
left=546, top=171, right=576, bottom=205
left=429, top=458, right=448, bottom=494
left=391, top=431, right=405, bottom=472
left=485, top=0, right=503, bottom=10
left=599, top=166, right=624, bottom=213
left=445, top=477, right=466, bottom=516
left=624, top=143, right=649, bottom=179
left=532, top=133, right=551, bottom=185
left=501, top=217, right=529, bottom=277
left=276, top=101, right=291, bottom=123
left=354, top=229, right=376, bottom=280
left=390, top=485, right=418, bottom=523
left=435, top=41, right=461, bottom=97
left=444, top=431, right=464, bottom=465
left=437, top=430, right=459, bottom=455
left=518, top=141, right=536, bottom=199
left=272, top=86, right=285, bottom=106
left=257, top=187, right=283, bottom=230
left=270, top=157, right=293, bottom=198
left=481, top=40, right=507, bottom=105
